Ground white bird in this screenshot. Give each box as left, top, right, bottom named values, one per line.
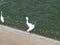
left=0, top=11, right=4, bottom=23
left=26, top=17, right=35, bottom=32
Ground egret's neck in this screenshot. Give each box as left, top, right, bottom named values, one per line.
left=26, top=19, right=29, bottom=24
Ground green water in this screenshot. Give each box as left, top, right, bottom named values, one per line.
left=0, top=0, right=60, bottom=41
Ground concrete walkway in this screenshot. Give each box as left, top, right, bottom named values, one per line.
left=0, top=25, right=60, bottom=45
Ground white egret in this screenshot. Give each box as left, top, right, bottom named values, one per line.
left=0, top=11, right=4, bottom=23
left=26, top=17, right=35, bottom=32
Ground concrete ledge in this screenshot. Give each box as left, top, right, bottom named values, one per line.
left=0, top=24, right=60, bottom=45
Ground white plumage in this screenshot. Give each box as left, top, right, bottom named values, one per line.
left=1, top=11, right=4, bottom=23
left=26, top=17, right=35, bottom=32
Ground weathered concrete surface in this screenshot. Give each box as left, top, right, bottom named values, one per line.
left=0, top=25, right=60, bottom=45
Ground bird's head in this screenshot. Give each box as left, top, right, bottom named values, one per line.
left=26, top=17, right=29, bottom=20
